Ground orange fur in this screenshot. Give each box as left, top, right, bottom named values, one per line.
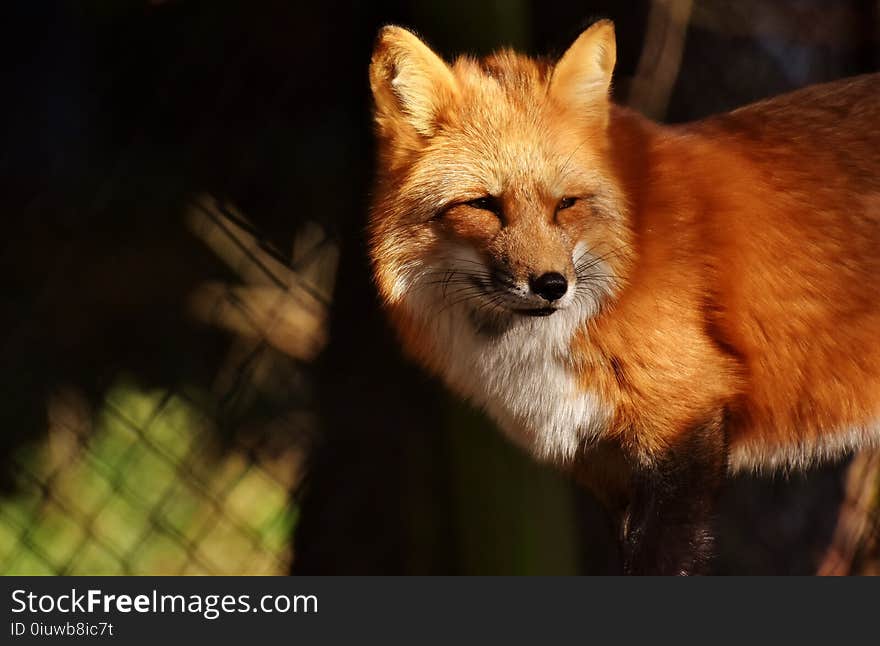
left=577, top=76, right=880, bottom=471
left=368, top=22, right=880, bottom=475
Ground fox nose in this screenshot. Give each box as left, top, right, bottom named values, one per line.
left=529, top=272, right=568, bottom=301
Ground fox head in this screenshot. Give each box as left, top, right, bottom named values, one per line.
left=368, top=21, right=633, bottom=348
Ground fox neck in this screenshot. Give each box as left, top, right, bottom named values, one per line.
left=398, top=281, right=612, bottom=462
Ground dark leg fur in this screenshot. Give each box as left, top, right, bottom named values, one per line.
left=621, top=415, right=728, bottom=575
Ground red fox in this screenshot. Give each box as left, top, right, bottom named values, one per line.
left=367, top=20, right=880, bottom=574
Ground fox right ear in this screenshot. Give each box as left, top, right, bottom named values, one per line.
left=370, top=26, right=458, bottom=138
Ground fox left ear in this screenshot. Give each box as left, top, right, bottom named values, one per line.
left=370, top=26, right=458, bottom=138
left=550, top=20, right=616, bottom=121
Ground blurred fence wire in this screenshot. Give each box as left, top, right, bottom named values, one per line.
left=0, top=196, right=337, bottom=575
left=819, top=450, right=880, bottom=575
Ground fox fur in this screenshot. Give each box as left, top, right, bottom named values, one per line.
left=367, top=20, right=880, bottom=574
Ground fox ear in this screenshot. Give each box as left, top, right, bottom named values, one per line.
left=550, top=20, right=616, bottom=119
left=370, top=26, right=458, bottom=138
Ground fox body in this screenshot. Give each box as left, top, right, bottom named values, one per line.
left=368, top=20, right=880, bottom=574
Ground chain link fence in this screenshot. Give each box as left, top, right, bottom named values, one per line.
left=0, top=195, right=337, bottom=575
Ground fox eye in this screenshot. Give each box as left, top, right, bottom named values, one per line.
left=557, top=197, right=577, bottom=211
left=465, top=196, right=502, bottom=215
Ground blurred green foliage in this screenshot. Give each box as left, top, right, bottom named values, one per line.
left=0, top=381, right=297, bottom=575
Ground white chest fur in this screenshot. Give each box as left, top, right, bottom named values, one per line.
left=412, top=297, right=610, bottom=463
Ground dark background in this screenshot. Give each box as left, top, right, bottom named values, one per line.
left=1, top=0, right=878, bottom=575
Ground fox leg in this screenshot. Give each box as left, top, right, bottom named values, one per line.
left=621, top=414, right=728, bottom=575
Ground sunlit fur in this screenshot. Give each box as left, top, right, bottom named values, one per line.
left=368, top=22, right=880, bottom=474
left=394, top=239, right=616, bottom=460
